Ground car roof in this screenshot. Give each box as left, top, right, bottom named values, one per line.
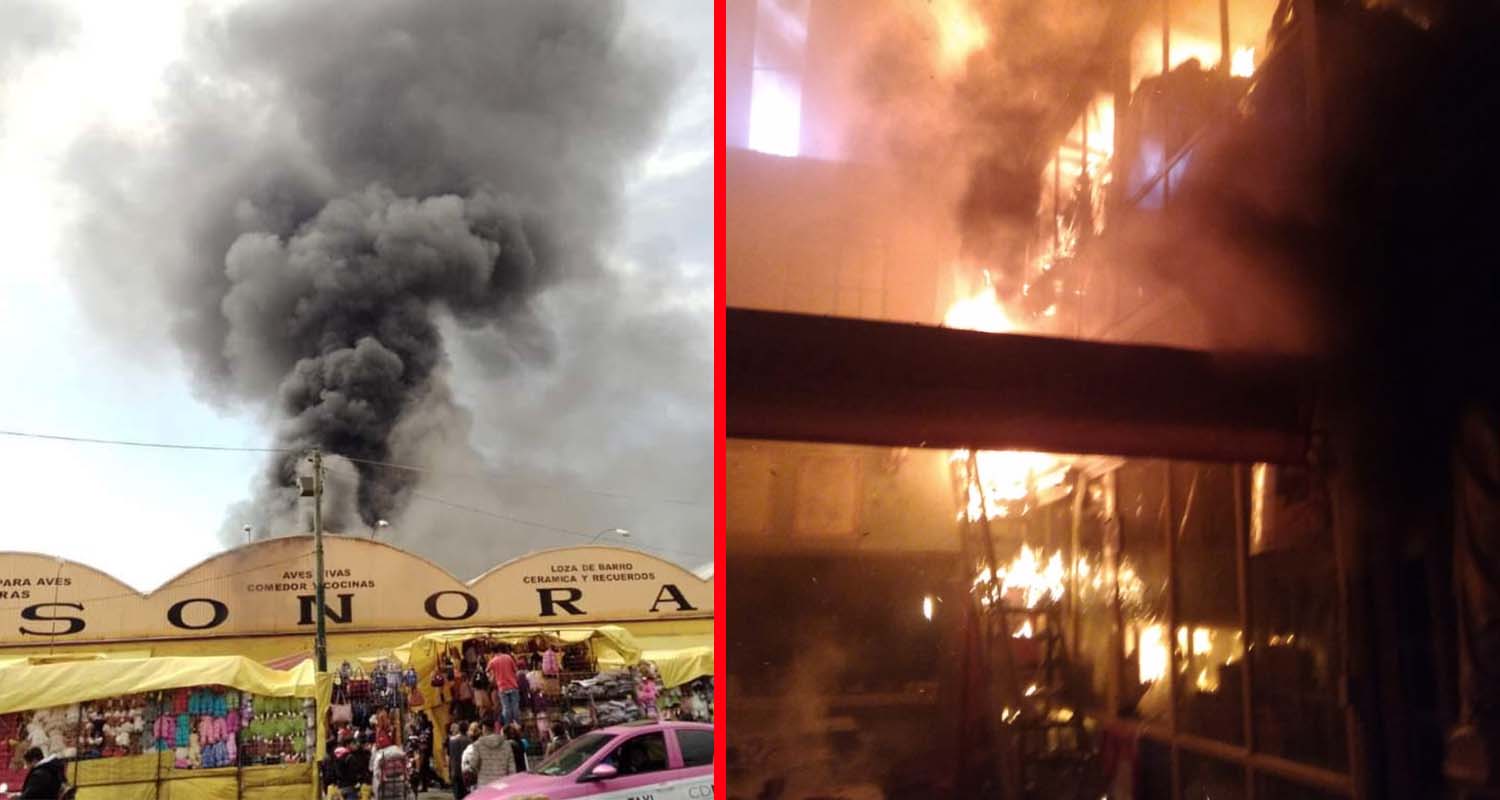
left=592, top=720, right=713, bottom=735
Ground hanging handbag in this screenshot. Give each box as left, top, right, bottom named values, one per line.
left=407, top=686, right=424, bottom=710
left=349, top=667, right=371, bottom=700
left=330, top=680, right=353, bottom=725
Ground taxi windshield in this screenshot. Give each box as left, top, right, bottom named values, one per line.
left=531, top=733, right=615, bottom=777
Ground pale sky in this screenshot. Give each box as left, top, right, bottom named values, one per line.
left=0, top=0, right=713, bottom=591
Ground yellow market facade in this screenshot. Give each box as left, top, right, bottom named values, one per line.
left=0, top=537, right=713, bottom=659
left=0, top=538, right=713, bottom=797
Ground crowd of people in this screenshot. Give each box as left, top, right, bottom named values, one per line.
left=320, top=716, right=571, bottom=799
left=321, top=640, right=586, bottom=799
left=321, top=711, right=443, bottom=799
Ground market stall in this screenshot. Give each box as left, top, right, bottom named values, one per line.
left=389, top=625, right=706, bottom=776
left=0, top=654, right=326, bottom=800
left=594, top=631, right=714, bottom=723
left=0, top=540, right=714, bottom=793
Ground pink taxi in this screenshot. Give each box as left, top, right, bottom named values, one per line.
left=469, top=720, right=714, bottom=800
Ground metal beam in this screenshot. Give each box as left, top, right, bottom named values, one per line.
left=727, top=308, right=1314, bottom=463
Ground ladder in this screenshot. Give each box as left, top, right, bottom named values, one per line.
left=959, top=452, right=1094, bottom=799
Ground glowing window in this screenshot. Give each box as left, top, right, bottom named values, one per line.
left=748, top=68, right=802, bottom=157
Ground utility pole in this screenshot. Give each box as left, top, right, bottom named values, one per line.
left=311, top=448, right=328, bottom=673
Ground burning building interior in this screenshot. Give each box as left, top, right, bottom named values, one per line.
left=727, top=0, right=1500, bottom=797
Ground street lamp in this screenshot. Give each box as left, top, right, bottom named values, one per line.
left=372, top=519, right=389, bottom=539
left=590, top=527, right=630, bottom=543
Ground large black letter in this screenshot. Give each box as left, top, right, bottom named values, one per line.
left=297, top=593, right=354, bottom=626
left=648, top=584, right=698, bottom=613
left=167, top=598, right=229, bottom=631
left=536, top=588, right=585, bottom=617
left=19, top=603, right=86, bottom=636
left=424, top=591, right=478, bottom=622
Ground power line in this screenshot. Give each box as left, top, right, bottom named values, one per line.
left=0, top=427, right=708, bottom=510
left=323, top=466, right=712, bottom=561
left=0, top=428, right=292, bottom=454
left=338, top=453, right=708, bottom=508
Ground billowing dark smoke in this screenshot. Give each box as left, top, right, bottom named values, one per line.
left=224, top=185, right=553, bottom=527
left=62, top=0, right=677, bottom=539
left=840, top=0, right=1113, bottom=279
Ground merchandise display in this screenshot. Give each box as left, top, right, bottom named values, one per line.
left=392, top=625, right=713, bottom=778
left=0, top=711, right=28, bottom=790
left=0, top=684, right=317, bottom=788
left=424, top=634, right=634, bottom=767
left=0, top=655, right=323, bottom=800
left=331, top=659, right=416, bottom=740
left=81, top=694, right=149, bottom=759
left=147, top=687, right=315, bottom=767
left=657, top=676, right=714, bottom=723
left=241, top=694, right=317, bottom=765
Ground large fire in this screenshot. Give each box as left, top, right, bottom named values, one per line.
left=1131, top=623, right=1245, bottom=690
left=943, top=285, right=1015, bottom=333
left=1131, top=29, right=1262, bottom=88
left=932, top=0, right=988, bottom=76
left=954, top=449, right=1067, bottom=521
left=1042, top=92, right=1117, bottom=262
left=972, top=544, right=1067, bottom=610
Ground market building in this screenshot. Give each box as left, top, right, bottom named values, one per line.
left=0, top=539, right=714, bottom=797
left=727, top=0, right=1497, bottom=798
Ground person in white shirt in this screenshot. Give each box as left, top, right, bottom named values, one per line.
left=370, top=733, right=407, bottom=798
left=460, top=720, right=516, bottom=790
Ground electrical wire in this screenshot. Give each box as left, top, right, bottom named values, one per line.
left=322, top=466, right=712, bottom=561
left=0, top=426, right=712, bottom=561
left=338, top=453, right=708, bottom=508
left=0, top=428, right=293, bottom=454
left=0, top=427, right=707, bottom=510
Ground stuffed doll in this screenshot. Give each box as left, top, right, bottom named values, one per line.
left=637, top=676, right=659, bottom=717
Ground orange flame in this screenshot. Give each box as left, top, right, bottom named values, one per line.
left=1132, top=30, right=1260, bottom=88
left=1231, top=46, right=1256, bottom=78
left=943, top=286, right=1014, bottom=333
left=932, top=0, right=988, bottom=76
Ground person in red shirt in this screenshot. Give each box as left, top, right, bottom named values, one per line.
left=486, top=644, right=522, bottom=726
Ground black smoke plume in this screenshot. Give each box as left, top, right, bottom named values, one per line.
left=807, top=0, right=1114, bottom=292
left=62, top=0, right=676, bottom=539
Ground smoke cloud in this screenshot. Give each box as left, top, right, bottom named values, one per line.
left=0, top=0, right=72, bottom=73
left=62, top=0, right=698, bottom=558
left=830, top=0, right=1114, bottom=276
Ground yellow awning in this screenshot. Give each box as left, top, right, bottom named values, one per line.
left=596, top=634, right=713, bottom=689
left=0, top=655, right=320, bottom=714
left=390, top=624, right=643, bottom=674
